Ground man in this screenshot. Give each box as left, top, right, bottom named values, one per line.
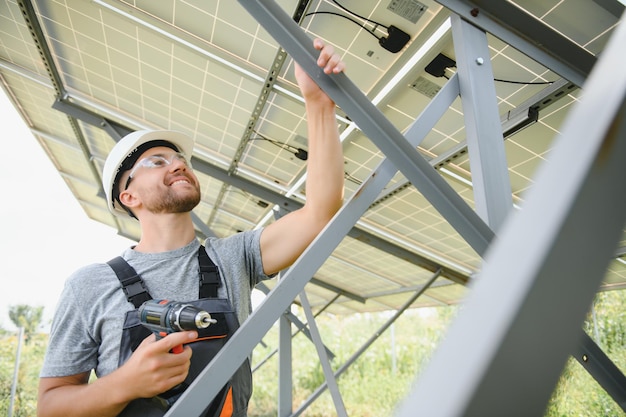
left=38, top=38, right=345, bottom=417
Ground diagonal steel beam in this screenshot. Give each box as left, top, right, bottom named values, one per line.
left=19, top=0, right=109, bottom=205
left=238, top=0, right=494, bottom=256
left=299, top=291, right=348, bottom=416
left=165, top=34, right=463, bottom=416
left=292, top=270, right=441, bottom=416
left=396, top=15, right=626, bottom=415
left=252, top=293, right=341, bottom=373
left=574, top=331, right=626, bottom=411
left=18, top=0, right=65, bottom=96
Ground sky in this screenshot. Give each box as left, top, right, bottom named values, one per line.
left=0, top=89, right=134, bottom=332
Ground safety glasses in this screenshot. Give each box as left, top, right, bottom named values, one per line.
left=124, top=152, right=191, bottom=190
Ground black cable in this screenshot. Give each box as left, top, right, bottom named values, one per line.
left=251, top=132, right=296, bottom=151
left=494, top=78, right=554, bottom=85
left=228, top=187, right=269, bottom=208
left=303, top=0, right=389, bottom=39
left=304, top=11, right=382, bottom=41
left=329, top=0, right=388, bottom=29
left=443, top=67, right=554, bottom=86
left=304, top=2, right=410, bottom=53
left=344, top=171, right=362, bottom=185
left=251, top=132, right=308, bottom=160
left=252, top=136, right=296, bottom=152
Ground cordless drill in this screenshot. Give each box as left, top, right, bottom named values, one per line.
left=138, top=299, right=217, bottom=353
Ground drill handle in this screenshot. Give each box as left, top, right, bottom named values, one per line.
left=152, top=330, right=184, bottom=354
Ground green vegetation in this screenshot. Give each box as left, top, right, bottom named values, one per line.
left=1, top=292, right=625, bottom=416
left=248, top=306, right=457, bottom=417
left=1, top=305, right=46, bottom=417
left=248, top=291, right=626, bottom=416
left=8, top=306, right=43, bottom=345
left=544, top=291, right=626, bottom=417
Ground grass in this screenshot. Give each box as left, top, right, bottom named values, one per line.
left=248, top=306, right=457, bottom=416
left=247, top=297, right=626, bottom=417
left=2, top=291, right=624, bottom=416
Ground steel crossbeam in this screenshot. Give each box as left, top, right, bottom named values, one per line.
left=574, top=331, right=626, bottom=411
left=299, top=291, right=348, bottom=417
left=165, top=28, right=461, bottom=416
left=396, top=13, right=626, bottom=416
left=236, top=0, right=494, bottom=257
left=292, top=270, right=441, bottom=416
left=30, top=0, right=626, bottom=413
left=451, top=15, right=513, bottom=231
left=166, top=1, right=626, bottom=416
left=436, top=0, right=596, bottom=87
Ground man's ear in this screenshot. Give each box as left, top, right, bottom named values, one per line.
left=119, top=188, right=140, bottom=211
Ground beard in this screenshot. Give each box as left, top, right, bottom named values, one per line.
left=144, top=183, right=201, bottom=214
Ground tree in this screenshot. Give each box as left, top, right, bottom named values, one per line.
left=8, top=305, right=43, bottom=344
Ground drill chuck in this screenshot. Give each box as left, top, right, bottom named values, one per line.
left=195, top=311, right=215, bottom=329
left=139, top=299, right=216, bottom=336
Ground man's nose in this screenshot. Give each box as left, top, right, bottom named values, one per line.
left=168, top=157, right=187, bottom=172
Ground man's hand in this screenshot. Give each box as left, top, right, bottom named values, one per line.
left=37, top=330, right=198, bottom=417
left=119, top=330, right=197, bottom=399
left=294, top=38, right=345, bottom=105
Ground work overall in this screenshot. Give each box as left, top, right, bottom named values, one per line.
left=107, top=246, right=251, bottom=417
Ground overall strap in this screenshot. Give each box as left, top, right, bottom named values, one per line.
left=107, top=246, right=221, bottom=306
left=107, top=256, right=152, bottom=308
left=198, top=246, right=221, bottom=298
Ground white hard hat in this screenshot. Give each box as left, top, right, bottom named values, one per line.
left=102, top=130, right=195, bottom=217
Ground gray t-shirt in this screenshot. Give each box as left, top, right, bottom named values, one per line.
left=41, top=229, right=271, bottom=379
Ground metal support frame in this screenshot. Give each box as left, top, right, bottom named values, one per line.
left=235, top=0, right=494, bottom=257
left=278, top=309, right=292, bottom=416
left=164, top=1, right=626, bottom=416
left=252, top=293, right=341, bottom=374
left=436, top=0, right=596, bottom=87
left=292, top=270, right=441, bottom=416
left=574, top=331, right=626, bottom=410
left=299, top=291, right=348, bottom=417
left=451, top=15, right=512, bottom=231
left=396, top=12, right=626, bottom=415
left=51, top=98, right=133, bottom=140
left=165, top=17, right=462, bottom=414
left=26, top=0, right=625, bottom=412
